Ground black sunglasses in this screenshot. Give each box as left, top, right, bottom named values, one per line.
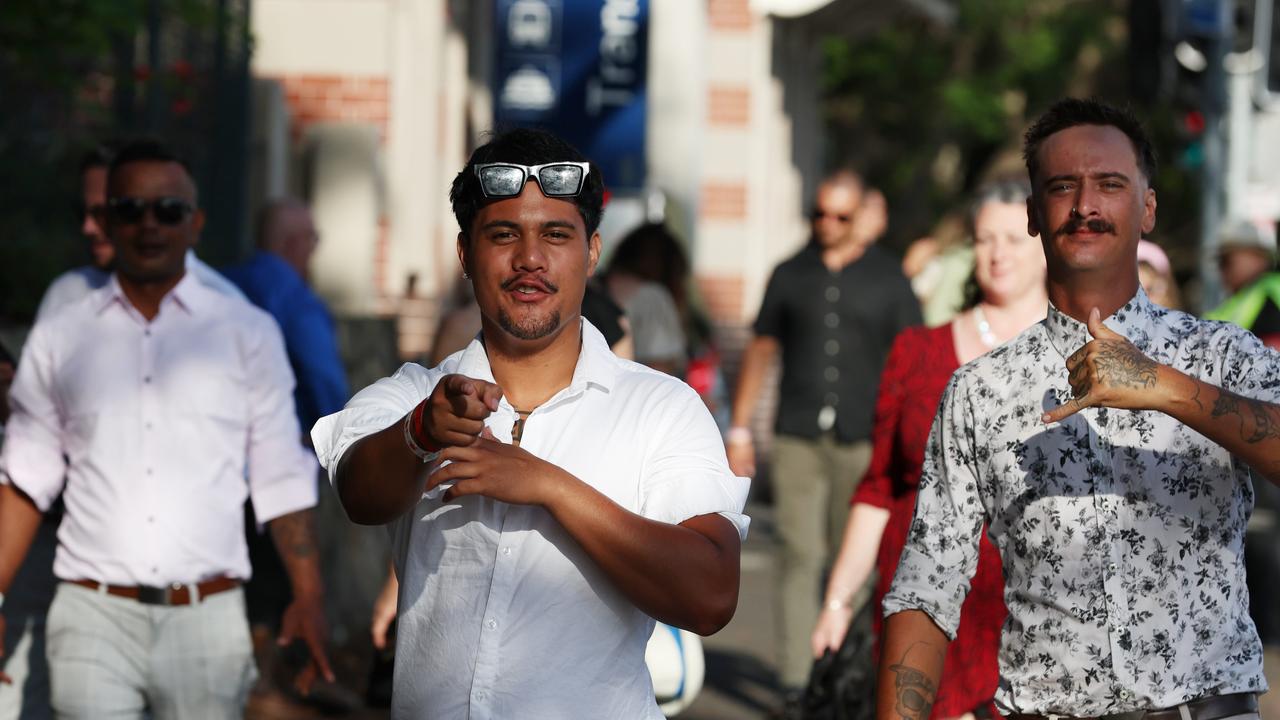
left=811, top=209, right=853, bottom=223
left=107, top=196, right=195, bottom=226
left=474, top=162, right=590, bottom=198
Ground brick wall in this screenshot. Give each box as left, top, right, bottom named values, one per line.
left=708, top=86, right=750, bottom=126
left=707, top=0, right=752, bottom=31
left=700, top=182, right=748, bottom=221
left=275, top=74, right=390, bottom=141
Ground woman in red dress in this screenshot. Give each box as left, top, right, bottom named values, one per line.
left=810, top=179, right=1048, bottom=720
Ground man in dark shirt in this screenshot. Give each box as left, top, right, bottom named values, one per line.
left=727, top=170, right=921, bottom=704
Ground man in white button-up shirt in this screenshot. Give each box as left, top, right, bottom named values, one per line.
left=313, top=128, right=750, bottom=719
left=0, top=139, right=333, bottom=719
left=878, top=99, right=1280, bottom=720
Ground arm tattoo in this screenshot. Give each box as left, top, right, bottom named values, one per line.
left=889, top=643, right=939, bottom=720
left=1094, top=341, right=1158, bottom=389
left=269, top=509, right=318, bottom=560
left=1211, top=389, right=1280, bottom=444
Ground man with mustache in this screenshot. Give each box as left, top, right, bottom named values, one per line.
left=311, top=128, right=749, bottom=718
left=878, top=98, right=1280, bottom=720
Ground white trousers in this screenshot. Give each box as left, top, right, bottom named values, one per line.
left=46, top=582, right=255, bottom=720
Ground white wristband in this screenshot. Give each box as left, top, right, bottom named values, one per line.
left=726, top=427, right=752, bottom=445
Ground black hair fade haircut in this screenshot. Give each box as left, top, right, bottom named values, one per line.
left=107, top=138, right=198, bottom=203
left=450, top=128, right=605, bottom=241
left=1022, top=98, right=1158, bottom=189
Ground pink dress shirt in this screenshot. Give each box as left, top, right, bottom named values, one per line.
left=1, top=273, right=317, bottom=586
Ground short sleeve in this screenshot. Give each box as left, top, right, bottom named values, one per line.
left=881, top=371, right=986, bottom=639
left=752, top=267, right=787, bottom=339
left=311, top=363, right=436, bottom=487
left=1216, top=325, right=1280, bottom=404
left=637, top=381, right=751, bottom=539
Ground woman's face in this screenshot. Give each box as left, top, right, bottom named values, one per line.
left=973, top=200, right=1047, bottom=306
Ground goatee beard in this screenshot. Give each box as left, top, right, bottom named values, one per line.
left=498, top=309, right=561, bottom=340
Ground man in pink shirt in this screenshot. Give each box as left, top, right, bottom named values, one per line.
left=0, top=139, right=332, bottom=719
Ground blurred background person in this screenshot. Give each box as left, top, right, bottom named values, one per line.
left=35, top=142, right=243, bottom=323
left=810, top=178, right=1045, bottom=719
left=1208, top=219, right=1280, bottom=349
left=223, top=198, right=354, bottom=711
left=727, top=169, right=920, bottom=714
left=601, top=225, right=688, bottom=376
left=1136, top=238, right=1182, bottom=309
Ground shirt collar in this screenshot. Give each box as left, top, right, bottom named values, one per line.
left=453, top=318, right=620, bottom=408
left=97, top=270, right=210, bottom=317
left=1044, top=286, right=1159, bottom=359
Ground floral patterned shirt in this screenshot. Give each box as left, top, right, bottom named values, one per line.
left=884, top=289, right=1280, bottom=715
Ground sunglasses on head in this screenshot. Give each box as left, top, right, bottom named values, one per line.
left=474, top=162, right=590, bottom=199
left=107, top=196, right=195, bottom=226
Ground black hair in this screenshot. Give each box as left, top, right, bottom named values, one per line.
left=107, top=138, right=197, bottom=201
left=1023, top=98, right=1158, bottom=187
left=449, top=128, right=605, bottom=241
left=607, top=222, right=689, bottom=299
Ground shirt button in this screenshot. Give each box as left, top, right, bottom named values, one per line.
left=1108, top=562, right=1118, bottom=573
left=144, top=329, right=151, bottom=337
left=502, top=547, right=512, bottom=556
left=1120, top=690, right=1130, bottom=700
left=824, top=393, right=839, bottom=406
left=146, top=468, right=153, bottom=476
left=824, top=339, right=840, bottom=356
left=151, top=566, right=158, bottom=574
left=824, top=366, right=840, bottom=382
left=487, top=619, right=497, bottom=630
left=148, top=516, right=155, bottom=523
left=145, top=422, right=153, bottom=430
left=825, top=286, right=840, bottom=302
left=476, top=691, right=486, bottom=700
left=143, top=375, right=152, bottom=384
left=825, top=312, right=840, bottom=328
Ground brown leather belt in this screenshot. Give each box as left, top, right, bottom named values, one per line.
left=68, top=576, right=240, bottom=606
left=1008, top=693, right=1259, bottom=720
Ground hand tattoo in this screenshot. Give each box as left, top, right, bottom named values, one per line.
left=1093, top=341, right=1158, bottom=390
left=889, top=643, right=939, bottom=720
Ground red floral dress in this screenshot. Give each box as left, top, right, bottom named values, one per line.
left=852, top=323, right=1006, bottom=719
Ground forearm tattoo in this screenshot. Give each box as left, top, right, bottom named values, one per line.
left=1094, top=341, right=1158, bottom=389
left=270, top=509, right=318, bottom=560
left=1212, top=389, right=1280, bottom=445
left=889, top=643, right=939, bottom=720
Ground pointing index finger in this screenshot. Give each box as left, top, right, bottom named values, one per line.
left=1043, top=394, right=1087, bottom=424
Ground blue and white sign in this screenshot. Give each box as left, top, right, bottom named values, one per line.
left=495, top=0, right=649, bottom=191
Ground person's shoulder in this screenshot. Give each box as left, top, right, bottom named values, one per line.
left=610, top=357, right=700, bottom=403
left=771, top=244, right=818, bottom=274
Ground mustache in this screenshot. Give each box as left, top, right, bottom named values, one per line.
left=1054, top=218, right=1115, bottom=237
left=500, top=274, right=559, bottom=293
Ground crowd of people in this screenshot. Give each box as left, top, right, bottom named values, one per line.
left=0, top=96, right=1278, bottom=720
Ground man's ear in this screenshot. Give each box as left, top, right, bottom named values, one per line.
left=587, top=232, right=602, bottom=276
left=1141, top=187, right=1157, bottom=235
left=456, top=232, right=469, bottom=277
left=1026, top=194, right=1042, bottom=238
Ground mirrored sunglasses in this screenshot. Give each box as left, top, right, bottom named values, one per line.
left=474, top=162, right=590, bottom=199
left=107, top=196, right=195, bottom=226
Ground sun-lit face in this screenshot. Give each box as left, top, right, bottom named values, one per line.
left=459, top=181, right=600, bottom=347
left=81, top=165, right=113, bottom=270
left=973, top=200, right=1046, bottom=306
left=811, top=181, right=861, bottom=249
left=1027, top=124, right=1156, bottom=280
left=105, top=160, right=203, bottom=286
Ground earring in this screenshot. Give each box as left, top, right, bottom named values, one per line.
left=462, top=271, right=470, bottom=279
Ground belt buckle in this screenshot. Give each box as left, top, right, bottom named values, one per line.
left=136, top=584, right=172, bottom=605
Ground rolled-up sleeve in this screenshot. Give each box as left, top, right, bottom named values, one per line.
left=244, top=312, right=318, bottom=524
left=638, top=382, right=751, bottom=539
left=882, top=372, right=985, bottom=639
left=1, top=325, right=68, bottom=511
left=311, top=363, right=434, bottom=487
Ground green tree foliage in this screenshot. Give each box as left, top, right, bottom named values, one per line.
left=822, top=0, right=1198, bottom=257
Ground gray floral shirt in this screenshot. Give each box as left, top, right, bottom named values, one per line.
left=884, top=289, right=1280, bottom=715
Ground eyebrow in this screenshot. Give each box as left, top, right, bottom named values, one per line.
left=479, top=219, right=580, bottom=232
left=1043, top=171, right=1131, bottom=187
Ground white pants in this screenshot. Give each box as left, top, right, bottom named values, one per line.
left=46, top=582, right=256, bottom=720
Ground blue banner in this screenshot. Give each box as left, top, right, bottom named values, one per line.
left=494, top=0, right=649, bottom=191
